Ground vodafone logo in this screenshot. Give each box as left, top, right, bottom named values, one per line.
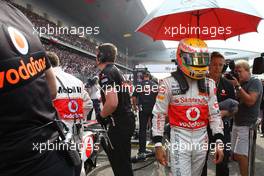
left=68, top=100, right=79, bottom=113
left=186, top=107, right=200, bottom=121
left=8, top=26, right=29, bottom=55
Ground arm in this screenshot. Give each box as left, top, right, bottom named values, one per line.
left=237, top=89, right=259, bottom=107
left=131, top=85, right=139, bottom=111
left=231, top=78, right=261, bottom=107
left=100, top=87, right=118, bottom=117
left=131, top=96, right=138, bottom=111
left=45, top=67, right=57, bottom=99
left=82, top=86, right=93, bottom=118
left=208, top=79, right=224, bottom=164
left=152, top=79, right=170, bottom=166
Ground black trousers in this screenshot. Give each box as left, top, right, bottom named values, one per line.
left=87, top=99, right=101, bottom=120
left=106, top=127, right=133, bottom=176
left=0, top=150, right=76, bottom=176
left=201, top=119, right=231, bottom=176
left=261, top=110, right=264, bottom=134
left=138, top=110, right=152, bottom=153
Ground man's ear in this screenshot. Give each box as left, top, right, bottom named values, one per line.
left=96, top=57, right=100, bottom=65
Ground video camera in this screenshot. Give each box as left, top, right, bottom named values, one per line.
left=223, top=59, right=239, bottom=80
left=86, top=76, right=98, bottom=88
left=252, top=52, right=264, bottom=74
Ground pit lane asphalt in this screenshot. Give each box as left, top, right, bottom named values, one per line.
left=87, top=133, right=264, bottom=176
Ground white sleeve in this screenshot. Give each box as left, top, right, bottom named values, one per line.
left=208, top=79, right=224, bottom=140
left=82, top=84, right=93, bottom=118
left=152, top=79, right=170, bottom=139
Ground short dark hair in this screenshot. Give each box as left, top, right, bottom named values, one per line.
left=96, top=43, right=117, bottom=63
left=46, top=51, right=60, bottom=67
left=143, top=70, right=150, bottom=77
left=210, top=51, right=224, bottom=61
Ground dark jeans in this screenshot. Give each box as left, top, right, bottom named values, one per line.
left=106, top=128, right=133, bottom=176
left=87, top=99, right=101, bottom=120
left=201, top=119, right=231, bottom=176
left=138, top=110, right=152, bottom=153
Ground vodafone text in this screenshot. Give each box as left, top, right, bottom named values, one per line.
left=0, top=57, right=46, bottom=89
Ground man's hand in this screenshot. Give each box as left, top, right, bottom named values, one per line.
left=220, top=110, right=230, bottom=118
left=213, top=143, right=224, bottom=164
left=96, top=113, right=111, bottom=127
left=132, top=105, right=138, bottom=112
left=155, top=146, right=167, bottom=166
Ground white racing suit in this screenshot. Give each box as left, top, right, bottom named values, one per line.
left=152, top=75, right=224, bottom=176
left=52, top=67, right=93, bottom=137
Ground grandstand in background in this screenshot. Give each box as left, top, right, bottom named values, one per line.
left=5, top=0, right=134, bottom=82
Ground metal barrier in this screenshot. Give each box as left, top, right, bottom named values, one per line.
left=248, top=119, right=261, bottom=176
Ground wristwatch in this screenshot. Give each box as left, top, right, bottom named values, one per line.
left=235, top=85, right=242, bottom=91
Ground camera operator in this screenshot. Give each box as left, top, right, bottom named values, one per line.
left=223, top=59, right=239, bottom=81
left=95, top=43, right=135, bottom=176
left=228, top=60, right=263, bottom=176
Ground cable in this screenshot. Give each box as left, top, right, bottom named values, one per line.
left=132, top=159, right=155, bottom=171
left=131, top=151, right=156, bottom=171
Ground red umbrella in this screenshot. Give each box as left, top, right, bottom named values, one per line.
left=136, top=0, right=263, bottom=40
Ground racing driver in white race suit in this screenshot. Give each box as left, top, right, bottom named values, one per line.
left=152, top=38, right=224, bottom=176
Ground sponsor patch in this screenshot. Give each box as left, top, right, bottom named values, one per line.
left=213, top=102, right=219, bottom=109
left=101, top=77, right=108, bottom=84
left=8, top=26, right=29, bottom=55
left=156, top=94, right=165, bottom=101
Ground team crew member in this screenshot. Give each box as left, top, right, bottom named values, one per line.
left=152, top=38, right=224, bottom=176
left=47, top=51, right=93, bottom=176
left=201, top=52, right=236, bottom=176
left=0, top=2, right=75, bottom=176
left=47, top=51, right=93, bottom=135
left=95, top=43, right=135, bottom=176
left=230, top=60, right=263, bottom=176
left=132, top=70, right=158, bottom=157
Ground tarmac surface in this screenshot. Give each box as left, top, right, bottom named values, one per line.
left=86, top=132, right=264, bottom=176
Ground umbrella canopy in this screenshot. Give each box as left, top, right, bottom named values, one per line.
left=136, top=0, right=263, bottom=40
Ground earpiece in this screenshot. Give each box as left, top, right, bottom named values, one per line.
left=97, top=51, right=106, bottom=63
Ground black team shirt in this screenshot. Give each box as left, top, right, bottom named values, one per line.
left=0, top=2, right=59, bottom=174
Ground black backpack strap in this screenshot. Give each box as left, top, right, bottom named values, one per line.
left=171, top=69, right=189, bottom=94
left=171, top=69, right=209, bottom=94
left=198, top=78, right=209, bottom=94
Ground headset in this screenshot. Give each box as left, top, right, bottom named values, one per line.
left=96, top=43, right=115, bottom=63
left=96, top=49, right=107, bottom=63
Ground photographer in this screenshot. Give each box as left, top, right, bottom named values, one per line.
left=95, top=43, right=135, bottom=176
left=229, top=60, right=263, bottom=176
